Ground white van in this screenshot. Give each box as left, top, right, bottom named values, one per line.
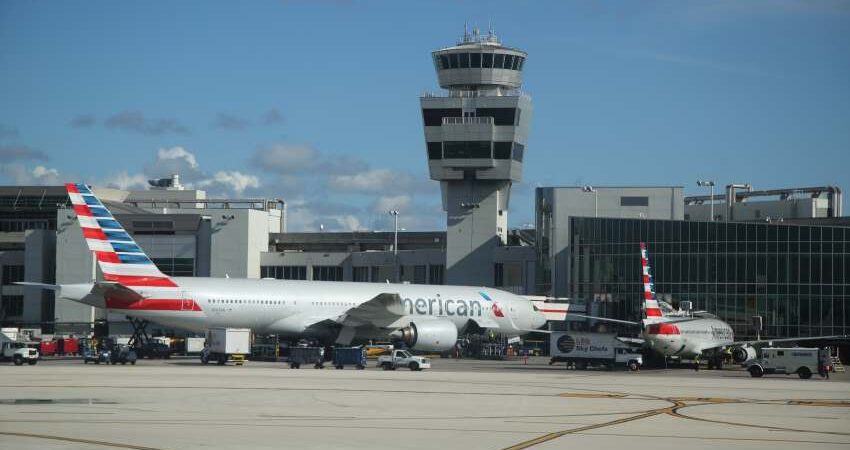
left=746, top=347, right=819, bottom=379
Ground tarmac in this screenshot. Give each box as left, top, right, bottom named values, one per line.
left=0, top=357, right=848, bottom=450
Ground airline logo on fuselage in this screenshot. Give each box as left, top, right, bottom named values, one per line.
left=402, top=297, right=483, bottom=317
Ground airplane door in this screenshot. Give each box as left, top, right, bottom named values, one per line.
left=181, top=291, right=193, bottom=311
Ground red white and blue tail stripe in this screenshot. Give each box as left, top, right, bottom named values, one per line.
left=640, top=242, right=664, bottom=321
left=66, top=183, right=178, bottom=288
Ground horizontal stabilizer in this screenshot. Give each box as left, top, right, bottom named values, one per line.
left=14, top=282, right=61, bottom=291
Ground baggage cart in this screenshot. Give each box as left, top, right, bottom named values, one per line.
left=332, top=347, right=366, bottom=370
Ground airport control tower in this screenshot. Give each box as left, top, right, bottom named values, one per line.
left=420, top=28, right=532, bottom=286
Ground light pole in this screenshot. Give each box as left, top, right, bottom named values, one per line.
left=696, top=180, right=715, bottom=221
left=388, top=210, right=399, bottom=282
left=582, top=185, right=597, bottom=217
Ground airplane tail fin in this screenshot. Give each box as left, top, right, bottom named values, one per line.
left=640, top=242, right=664, bottom=322
left=65, top=183, right=178, bottom=289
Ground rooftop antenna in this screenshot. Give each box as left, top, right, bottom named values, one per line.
left=463, top=21, right=469, bottom=42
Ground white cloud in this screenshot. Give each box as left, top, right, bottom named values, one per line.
left=198, top=171, right=260, bottom=195
left=250, top=144, right=319, bottom=174
left=157, top=146, right=198, bottom=169
left=103, top=171, right=148, bottom=190
left=328, top=169, right=409, bottom=193
left=1, top=164, right=62, bottom=185
left=371, top=194, right=411, bottom=214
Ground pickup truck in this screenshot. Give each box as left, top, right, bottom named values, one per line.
left=377, top=349, right=430, bottom=371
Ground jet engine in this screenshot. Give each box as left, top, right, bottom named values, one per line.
left=390, top=320, right=457, bottom=352
left=732, top=345, right=757, bottom=363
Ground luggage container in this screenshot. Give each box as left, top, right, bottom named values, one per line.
left=289, top=346, right=324, bottom=369
left=332, top=347, right=366, bottom=370
left=39, top=340, right=57, bottom=357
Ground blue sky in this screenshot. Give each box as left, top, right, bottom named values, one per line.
left=1, top=1, right=848, bottom=231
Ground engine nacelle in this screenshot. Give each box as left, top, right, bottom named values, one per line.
left=732, top=345, right=757, bottom=363
left=391, top=320, right=457, bottom=352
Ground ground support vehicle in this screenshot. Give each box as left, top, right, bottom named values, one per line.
left=746, top=347, right=820, bottom=379
left=202, top=328, right=251, bottom=366
left=2, top=341, right=39, bottom=365
left=109, top=345, right=137, bottom=365
left=332, top=347, right=366, bottom=370
left=378, top=349, right=430, bottom=371
left=83, top=347, right=111, bottom=364
left=549, top=332, right=642, bottom=371
left=136, top=342, right=172, bottom=359
left=289, top=346, right=325, bottom=369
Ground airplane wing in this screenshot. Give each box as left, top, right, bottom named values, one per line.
left=337, top=293, right=407, bottom=329
left=568, top=314, right=640, bottom=326
left=729, top=334, right=849, bottom=347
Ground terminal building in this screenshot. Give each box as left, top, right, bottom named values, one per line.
left=0, top=29, right=848, bottom=344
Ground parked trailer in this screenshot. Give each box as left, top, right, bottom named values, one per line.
left=185, top=337, right=205, bottom=355
left=289, top=346, right=325, bottom=369
left=333, top=347, right=366, bottom=370
left=202, top=328, right=251, bottom=366
left=549, top=332, right=642, bottom=371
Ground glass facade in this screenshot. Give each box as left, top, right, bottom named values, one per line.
left=570, top=217, right=850, bottom=340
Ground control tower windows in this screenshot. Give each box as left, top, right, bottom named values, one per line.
left=422, top=108, right=462, bottom=127
left=459, top=53, right=469, bottom=68
left=517, top=56, right=525, bottom=70
left=482, top=53, right=493, bottom=68
left=439, top=55, right=449, bottom=70
left=494, top=142, right=512, bottom=159
left=427, top=142, right=442, bottom=160
left=476, top=108, right=517, bottom=126
left=449, top=53, right=459, bottom=69
left=504, top=54, right=515, bottom=70
left=444, top=141, right=491, bottom=159
left=494, top=53, right=505, bottom=69
left=470, top=52, right=481, bottom=68
left=512, top=143, right=525, bottom=162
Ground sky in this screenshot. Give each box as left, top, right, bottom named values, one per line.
left=1, top=0, right=849, bottom=232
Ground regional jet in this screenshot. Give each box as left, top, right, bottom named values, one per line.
left=20, top=184, right=547, bottom=352
left=575, top=242, right=845, bottom=367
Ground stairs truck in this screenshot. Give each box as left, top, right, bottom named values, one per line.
left=201, top=328, right=251, bottom=366
left=549, top=331, right=642, bottom=371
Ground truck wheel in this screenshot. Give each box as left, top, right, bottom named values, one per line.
left=628, top=361, right=639, bottom=372
left=28, top=359, right=37, bottom=365
left=797, top=367, right=812, bottom=380
left=409, top=362, right=420, bottom=371
left=131, top=361, right=136, bottom=365
left=382, top=362, right=391, bottom=370
left=13, top=356, right=23, bottom=366
left=749, top=366, right=764, bottom=378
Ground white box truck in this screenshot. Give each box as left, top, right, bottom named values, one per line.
left=745, top=347, right=820, bottom=379
left=202, top=328, right=251, bottom=365
left=549, top=332, right=642, bottom=371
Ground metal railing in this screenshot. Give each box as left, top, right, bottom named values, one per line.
left=442, top=116, right=493, bottom=125
left=421, top=89, right=528, bottom=99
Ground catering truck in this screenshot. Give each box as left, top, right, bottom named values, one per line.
left=549, top=331, right=642, bottom=371
left=1, top=329, right=39, bottom=365
left=201, top=328, right=251, bottom=365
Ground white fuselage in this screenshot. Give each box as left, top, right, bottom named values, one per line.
left=644, top=317, right=734, bottom=358
left=64, top=278, right=544, bottom=341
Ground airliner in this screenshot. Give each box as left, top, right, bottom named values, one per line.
left=20, top=184, right=546, bottom=352
left=577, top=242, right=845, bottom=367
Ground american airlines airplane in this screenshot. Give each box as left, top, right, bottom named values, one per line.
left=20, top=183, right=547, bottom=352
left=578, top=242, right=845, bottom=367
